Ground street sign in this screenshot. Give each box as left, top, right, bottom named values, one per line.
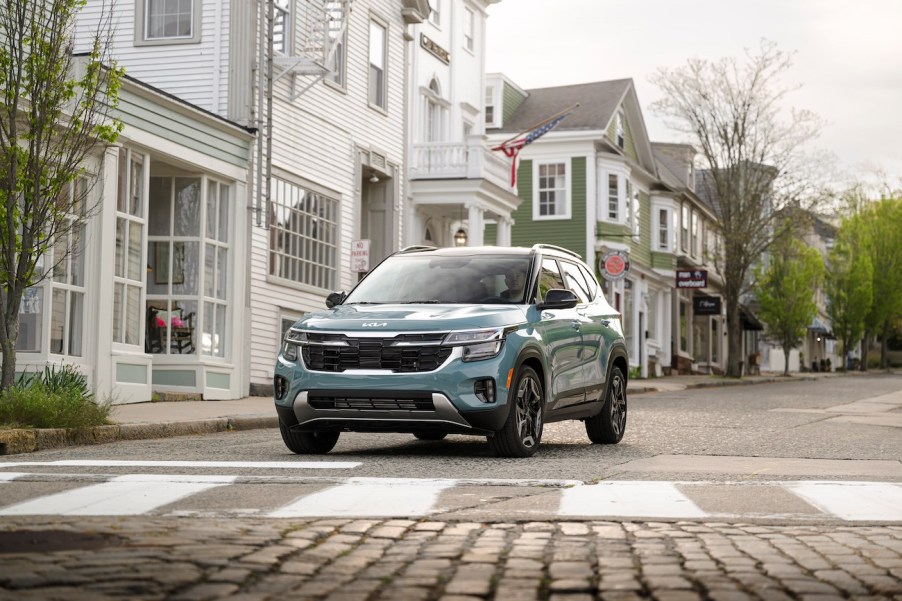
left=599, top=250, right=630, bottom=281
left=351, top=239, right=370, bottom=273
left=676, top=269, right=707, bottom=289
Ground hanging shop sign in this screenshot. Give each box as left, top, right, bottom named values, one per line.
left=676, top=269, right=707, bottom=289
left=599, top=250, right=630, bottom=281
left=693, top=295, right=721, bottom=315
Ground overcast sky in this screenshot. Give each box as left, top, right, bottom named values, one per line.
left=485, top=0, right=902, bottom=190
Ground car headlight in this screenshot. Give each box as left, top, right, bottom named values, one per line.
left=443, top=328, right=506, bottom=362
left=282, top=329, right=308, bottom=361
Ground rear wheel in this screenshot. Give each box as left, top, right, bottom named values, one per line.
left=412, top=431, right=447, bottom=441
left=585, top=366, right=627, bottom=444
left=279, top=420, right=340, bottom=454
left=488, top=365, right=544, bottom=458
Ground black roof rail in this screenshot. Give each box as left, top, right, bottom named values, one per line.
left=531, top=243, right=582, bottom=259
left=398, top=245, right=437, bottom=253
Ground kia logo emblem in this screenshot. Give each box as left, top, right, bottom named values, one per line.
left=362, top=322, right=388, bottom=327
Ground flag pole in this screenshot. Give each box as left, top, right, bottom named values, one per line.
left=495, top=102, right=580, bottom=148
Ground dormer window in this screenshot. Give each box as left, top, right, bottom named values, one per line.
left=615, top=110, right=625, bottom=149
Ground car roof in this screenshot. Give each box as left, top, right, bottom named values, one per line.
left=396, top=244, right=583, bottom=261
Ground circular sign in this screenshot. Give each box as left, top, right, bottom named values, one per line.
left=599, top=250, right=630, bottom=281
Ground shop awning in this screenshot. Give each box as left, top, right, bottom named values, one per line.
left=808, top=317, right=835, bottom=339
left=740, top=304, right=764, bottom=331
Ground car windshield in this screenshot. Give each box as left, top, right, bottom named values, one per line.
left=344, top=254, right=533, bottom=304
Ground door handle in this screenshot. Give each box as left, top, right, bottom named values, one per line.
left=571, top=320, right=581, bottom=331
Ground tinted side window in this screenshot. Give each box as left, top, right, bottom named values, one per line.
left=537, top=258, right=565, bottom=302
left=561, top=261, right=591, bottom=304
left=577, top=263, right=599, bottom=299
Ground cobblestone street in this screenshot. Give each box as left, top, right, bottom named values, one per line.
left=1, top=518, right=900, bottom=600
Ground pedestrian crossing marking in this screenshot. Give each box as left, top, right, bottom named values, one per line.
left=0, top=474, right=236, bottom=516
left=0, top=472, right=25, bottom=482
left=0, top=459, right=361, bottom=470
left=558, top=481, right=709, bottom=518
left=786, top=481, right=902, bottom=521
left=269, top=477, right=457, bottom=518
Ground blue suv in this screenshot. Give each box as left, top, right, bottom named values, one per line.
left=274, top=244, right=628, bottom=457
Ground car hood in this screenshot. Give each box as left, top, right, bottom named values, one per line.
left=297, top=303, right=526, bottom=333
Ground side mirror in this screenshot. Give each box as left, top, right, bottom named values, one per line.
left=536, top=288, right=578, bottom=311
left=325, top=291, right=346, bottom=309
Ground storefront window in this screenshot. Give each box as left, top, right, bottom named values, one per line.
left=49, top=178, right=87, bottom=357
left=114, top=149, right=146, bottom=347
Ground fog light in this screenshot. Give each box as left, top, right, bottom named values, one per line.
left=274, top=375, right=288, bottom=400
left=474, top=378, right=496, bottom=403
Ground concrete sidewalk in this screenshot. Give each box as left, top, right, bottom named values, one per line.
left=0, top=371, right=849, bottom=455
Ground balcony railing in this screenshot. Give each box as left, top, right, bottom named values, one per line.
left=410, top=138, right=513, bottom=192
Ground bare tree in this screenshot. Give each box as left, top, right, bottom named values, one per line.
left=0, top=0, right=123, bottom=391
left=651, top=40, right=826, bottom=377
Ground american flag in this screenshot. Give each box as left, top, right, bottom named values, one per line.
left=492, top=110, right=573, bottom=187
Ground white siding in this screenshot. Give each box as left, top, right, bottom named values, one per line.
left=247, top=0, right=408, bottom=386
left=76, top=0, right=231, bottom=116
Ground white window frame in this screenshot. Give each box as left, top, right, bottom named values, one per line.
left=680, top=204, right=689, bottom=253
left=48, top=177, right=89, bottom=357
left=615, top=109, right=625, bottom=149
left=533, top=160, right=570, bottom=221
left=428, top=0, right=441, bottom=27
left=607, top=173, right=619, bottom=221
left=422, top=78, right=449, bottom=143
left=368, top=17, right=388, bottom=111
left=652, top=204, right=674, bottom=252
left=463, top=7, right=475, bottom=52
left=135, top=0, right=202, bottom=46
left=273, top=0, right=292, bottom=56
left=113, top=148, right=148, bottom=350
left=691, top=210, right=699, bottom=258
left=325, top=1, right=347, bottom=90
left=484, top=85, right=497, bottom=127
left=268, top=176, right=340, bottom=292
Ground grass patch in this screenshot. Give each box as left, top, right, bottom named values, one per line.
left=0, top=364, right=112, bottom=429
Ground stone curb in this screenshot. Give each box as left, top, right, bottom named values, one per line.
left=0, top=416, right=280, bottom=456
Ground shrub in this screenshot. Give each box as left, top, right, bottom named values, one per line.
left=0, top=365, right=112, bottom=429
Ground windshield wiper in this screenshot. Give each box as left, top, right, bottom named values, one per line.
left=401, top=300, right=441, bottom=304
left=345, top=301, right=382, bottom=305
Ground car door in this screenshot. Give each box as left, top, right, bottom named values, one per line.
left=556, top=260, right=603, bottom=408
left=576, top=262, right=621, bottom=402
left=531, top=257, right=584, bottom=409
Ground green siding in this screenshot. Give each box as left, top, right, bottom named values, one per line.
left=206, top=371, right=231, bottom=389
left=484, top=223, right=498, bottom=246
left=605, top=108, right=638, bottom=162
left=651, top=252, right=676, bottom=271
left=116, top=88, right=251, bottom=169
left=510, top=157, right=587, bottom=259
left=502, top=82, right=527, bottom=124
left=152, top=369, right=196, bottom=387
left=597, top=221, right=631, bottom=240
left=628, top=190, right=652, bottom=268
left=116, top=362, right=148, bottom=384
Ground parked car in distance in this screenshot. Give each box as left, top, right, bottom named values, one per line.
left=273, top=244, right=628, bottom=457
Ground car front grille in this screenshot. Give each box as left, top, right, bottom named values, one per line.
left=308, top=394, right=435, bottom=411
left=302, top=333, right=452, bottom=373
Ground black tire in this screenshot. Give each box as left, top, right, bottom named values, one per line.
left=488, top=365, right=544, bottom=458
left=586, top=365, right=627, bottom=444
left=279, top=420, right=340, bottom=454
left=413, top=431, right=447, bottom=441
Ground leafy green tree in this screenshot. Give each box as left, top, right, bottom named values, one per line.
left=754, top=234, right=824, bottom=376
left=651, top=40, right=828, bottom=377
left=825, top=221, right=872, bottom=370
left=858, top=197, right=902, bottom=368
left=0, top=0, right=123, bottom=391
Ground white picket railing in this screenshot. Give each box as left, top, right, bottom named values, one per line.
left=410, top=139, right=514, bottom=192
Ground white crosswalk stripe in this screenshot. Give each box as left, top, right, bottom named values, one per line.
left=785, top=481, right=902, bottom=521
left=559, top=481, right=709, bottom=518
left=0, top=459, right=361, bottom=470
left=0, top=474, right=236, bottom=516
left=269, top=478, right=457, bottom=518
left=0, top=471, right=900, bottom=522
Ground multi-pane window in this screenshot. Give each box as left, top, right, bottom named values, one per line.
left=484, top=86, right=495, bottom=125
left=145, top=0, right=193, bottom=40
left=537, top=162, right=567, bottom=218
left=114, top=149, right=146, bottom=348
left=428, top=0, right=441, bottom=27
left=368, top=20, right=387, bottom=109
left=269, top=178, right=339, bottom=290
left=615, top=110, right=625, bottom=148
left=464, top=8, right=475, bottom=51
left=657, top=208, right=669, bottom=250
left=424, top=79, right=444, bottom=142
left=607, top=174, right=619, bottom=220
left=325, top=1, right=346, bottom=87
left=631, top=184, right=641, bottom=238
left=49, top=178, right=88, bottom=356
left=203, top=181, right=230, bottom=357
left=680, top=205, right=689, bottom=252
left=691, top=211, right=699, bottom=257
left=273, top=0, right=291, bottom=55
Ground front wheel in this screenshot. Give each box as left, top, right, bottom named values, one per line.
left=279, top=420, right=340, bottom=454
left=488, top=365, right=544, bottom=458
left=585, top=366, right=627, bottom=444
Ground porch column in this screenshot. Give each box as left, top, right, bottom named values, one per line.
left=93, top=144, right=121, bottom=401
left=467, top=204, right=485, bottom=246
left=496, top=215, right=513, bottom=247
left=405, top=201, right=423, bottom=247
